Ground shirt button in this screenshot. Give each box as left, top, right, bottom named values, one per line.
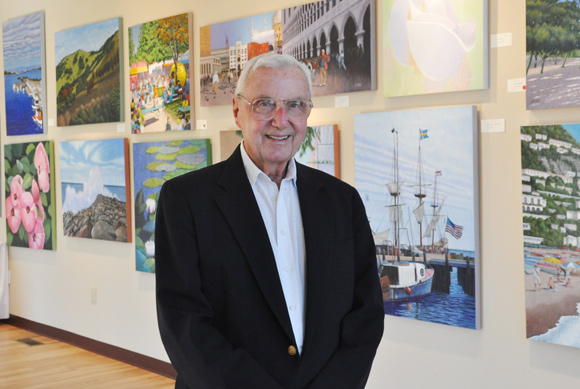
left=280, top=229, right=285, bottom=235
left=284, top=266, right=291, bottom=272
left=289, top=305, right=296, bottom=311
left=288, top=345, right=297, bottom=356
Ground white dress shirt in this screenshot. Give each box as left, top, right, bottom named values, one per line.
left=240, top=142, right=306, bottom=354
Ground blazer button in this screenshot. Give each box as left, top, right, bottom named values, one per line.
left=288, top=345, right=297, bottom=356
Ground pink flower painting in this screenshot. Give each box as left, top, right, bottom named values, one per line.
left=4, top=141, right=56, bottom=250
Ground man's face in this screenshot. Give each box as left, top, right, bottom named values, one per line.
left=233, top=66, right=310, bottom=174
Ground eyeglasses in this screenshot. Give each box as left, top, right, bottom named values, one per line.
left=237, top=95, right=313, bottom=121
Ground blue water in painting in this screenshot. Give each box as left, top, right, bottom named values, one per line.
left=61, top=182, right=125, bottom=206
left=4, top=71, right=43, bottom=136
left=383, top=267, right=476, bottom=329
left=449, top=249, right=475, bottom=258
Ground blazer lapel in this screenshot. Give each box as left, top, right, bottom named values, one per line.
left=296, top=165, right=335, bottom=352
left=215, top=147, right=295, bottom=342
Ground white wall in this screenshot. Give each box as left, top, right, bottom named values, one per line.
left=1, top=0, right=580, bottom=387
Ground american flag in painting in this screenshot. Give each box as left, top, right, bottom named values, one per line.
left=445, top=218, right=463, bottom=239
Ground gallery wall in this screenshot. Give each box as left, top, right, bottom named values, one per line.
left=1, top=0, right=580, bottom=388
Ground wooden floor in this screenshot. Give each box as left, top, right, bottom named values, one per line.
left=0, top=324, right=175, bottom=388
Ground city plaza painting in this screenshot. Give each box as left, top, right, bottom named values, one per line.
left=354, top=106, right=480, bottom=329
left=129, top=13, right=193, bottom=133
left=526, top=0, right=580, bottom=110
left=55, top=18, right=122, bottom=126
left=133, top=139, right=211, bottom=273
left=383, top=0, right=488, bottom=97
left=219, top=125, right=340, bottom=178
left=5, top=141, right=56, bottom=250
left=2, top=12, right=46, bottom=135
left=200, top=0, right=376, bottom=106
left=59, top=139, right=131, bottom=242
left=521, top=124, right=580, bottom=348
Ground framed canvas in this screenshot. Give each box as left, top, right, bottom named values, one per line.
left=55, top=18, right=123, bottom=126
left=200, top=0, right=376, bottom=106
left=521, top=123, right=580, bottom=348
left=2, top=12, right=46, bottom=135
left=383, top=0, right=488, bottom=97
left=219, top=125, right=340, bottom=177
left=128, top=13, right=194, bottom=133
left=354, top=105, right=480, bottom=329
left=59, top=138, right=131, bottom=242
left=5, top=141, right=56, bottom=250
left=526, top=0, right=580, bottom=110
left=133, top=139, right=211, bottom=272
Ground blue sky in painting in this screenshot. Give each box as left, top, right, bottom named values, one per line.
left=2, top=12, right=43, bottom=72
left=562, top=123, right=580, bottom=142
left=55, top=18, right=120, bottom=64
left=354, top=106, right=477, bottom=251
left=209, top=11, right=276, bottom=49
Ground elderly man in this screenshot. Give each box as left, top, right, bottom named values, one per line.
left=155, top=53, right=384, bottom=388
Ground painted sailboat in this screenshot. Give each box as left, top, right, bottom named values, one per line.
left=376, top=128, right=435, bottom=302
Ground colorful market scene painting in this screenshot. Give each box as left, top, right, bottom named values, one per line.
left=2, top=12, right=46, bottom=135
left=55, top=18, right=122, bottom=126
left=200, top=0, right=376, bottom=106
left=133, top=139, right=211, bottom=272
left=219, top=126, right=340, bottom=177
left=383, top=0, right=488, bottom=97
left=354, top=105, right=480, bottom=329
left=521, top=123, right=580, bottom=348
left=128, top=13, right=193, bottom=133
left=5, top=141, right=56, bottom=250
left=526, top=0, right=580, bottom=110
left=59, top=139, right=131, bottom=242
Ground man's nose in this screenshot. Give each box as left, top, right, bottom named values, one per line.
left=270, top=103, right=290, bottom=127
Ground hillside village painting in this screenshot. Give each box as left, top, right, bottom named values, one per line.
left=526, top=0, right=580, bottom=110
left=354, top=106, right=480, bottom=329
left=383, top=0, right=488, bottom=97
left=2, top=12, right=46, bottom=135
left=55, top=18, right=122, bottom=126
left=133, top=139, right=211, bottom=273
left=129, top=13, right=193, bottom=133
left=59, top=139, right=131, bottom=242
left=521, top=124, right=580, bottom=348
left=200, top=0, right=375, bottom=106
left=5, top=141, right=56, bottom=250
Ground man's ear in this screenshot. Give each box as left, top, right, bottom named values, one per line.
left=233, top=97, right=242, bottom=129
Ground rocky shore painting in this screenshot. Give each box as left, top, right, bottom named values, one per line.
left=55, top=18, right=122, bottom=126
left=4, top=141, right=56, bottom=250
left=59, top=138, right=131, bottom=242
left=133, top=139, right=211, bottom=272
left=2, top=12, right=46, bottom=135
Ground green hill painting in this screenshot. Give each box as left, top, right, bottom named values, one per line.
left=55, top=18, right=122, bottom=126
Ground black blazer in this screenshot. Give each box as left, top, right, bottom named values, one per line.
left=155, top=146, right=384, bottom=388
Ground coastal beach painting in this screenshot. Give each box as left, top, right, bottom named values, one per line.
left=200, top=0, right=375, bottom=106
left=4, top=141, right=56, bottom=250
left=55, top=18, right=122, bottom=126
left=383, top=0, right=488, bottom=97
left=526, top=0, right=580, bottom=110
left=521, top=123, right=580, bottom=348
left=133, top=139, right=211, bottom=272
left=2, top=12, right=46, bottom=135
left=59, top=138, right=131, bottom=242
left=219, top=125, right=340, bottom=177
left=354, top=106, right=480, bottom=329
left=129, top=13, right=193, bottom=133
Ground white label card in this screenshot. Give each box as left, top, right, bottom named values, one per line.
left=481, top=119, right=505, bottom=133
left=508, top=78, right=526, bottom=93
left=491, top=33, right=512, bottom=48
left=335, top=96, right=349, bottom=108
left=196, top=120, right=207, bottom=130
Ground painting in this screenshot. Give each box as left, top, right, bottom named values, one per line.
left=219, top=125, right=340, bottom=177
left=200, top=0, right=376, bottom=106
left=133, top=139, right=211, bottom=272
left=3, top=12, right=46, bottom=135
left=55, top=18, right=122, bottom=126
left=526, top=0, right=580, bottom=110
left=5, top=141, right=56, bottom=250
left=354, top=106, right=480, bottom=329
left=129, top=13, right=193, bottom=133
left=383, top=0, right=488, bottom=97
left=521, top=123, right=580, bottom=348
left=59, top=138, right=131, bottom=242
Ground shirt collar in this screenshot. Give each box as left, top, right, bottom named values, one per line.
left=240, top=139, right=298, bottom=188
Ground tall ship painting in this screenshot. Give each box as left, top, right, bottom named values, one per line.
left=355, top=106, right=480, bottom=329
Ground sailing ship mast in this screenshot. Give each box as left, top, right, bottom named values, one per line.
left=423, top=171, right=444, bottom=250
left=411, top=129, right=431, bottom=247
left=386, top=129, right=404, bottom=261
